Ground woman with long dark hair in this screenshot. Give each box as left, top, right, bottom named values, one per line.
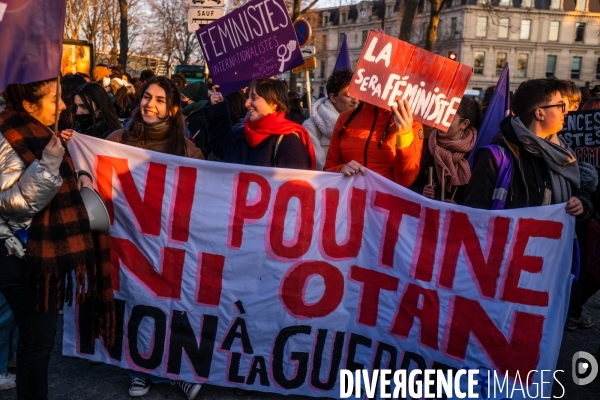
left=106, top=76, right=203, bottom=398
left=57, top=73, right=87, bottom=131
left=73, top=83, right=122, bottom=139
left=107, top=76, right=203, bottom=160
left=0, top=78, right=114, bottom=399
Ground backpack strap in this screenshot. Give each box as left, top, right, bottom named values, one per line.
left=482, top=144, right=512, bottom=210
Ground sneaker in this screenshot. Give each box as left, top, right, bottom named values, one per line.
left=129, top=377, right=150, bottom=397
left=0, top=372, right=16, bottom=390
left=175, top=380, right=201, bottom=400
left=565, top=316, right=595, bottom=331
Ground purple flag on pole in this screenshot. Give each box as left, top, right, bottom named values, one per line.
left=333, top=32, right=351, bottom=72
left=0, top=0, right=66, bottom=92
left=468, top=63, right=511, bottom=167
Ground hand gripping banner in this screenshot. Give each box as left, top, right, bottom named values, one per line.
left=64, top=134, right=574, bottom=399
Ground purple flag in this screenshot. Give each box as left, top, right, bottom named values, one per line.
left=0, top=0, right=66, bottom=91
left=196, top=0, right=303, bottom=96
left=468, top=63, right=511, bottom=167
left=333, top=32, right=351, bottom=72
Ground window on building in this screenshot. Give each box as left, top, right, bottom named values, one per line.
left=517, top=54, right=529, bottom=77
left=548, top=21, right=560, bottom=41
left=341, top=12, right=347, bottom=24
left=498, top=18, right=509, bottom=39
left=546, top=55, right=557, bottom=78
left=387, top=5, right=394, bottom=17
left=576, top=0, right=586, bottom=10
left=572, top=57, right=582, bottom=79
left=322, top=34, right=327, bottom=50
left=575, top=23, right=586, bottom=42
left=520, top=19, right=531, bottom=40
left=550, top=0, right=560, bottom=8
left=425, top=1, right=431, bottom=13
left=451, top=17, right=457, bottom=36
left=320, top=59, right=326, bottom=78
left=354, top=33, right=358, bottom=44
left=423, top=22, right=428, bottom=41
left=362, top=30, right=368, bottom=45
left=597, top=58, right=600, bottom=79
left=499, top=0, right=509, bottom=5
left=323, top=15, right=329, bottom=25
left=476, top=17, right=487, bottom=38
left=496, top=52, right=507, bottom=75
left=474, top=52, right=485, bottom=75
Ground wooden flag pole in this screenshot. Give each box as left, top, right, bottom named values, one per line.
left=441, top=168, right=446, bottom=201
left=53, top=76, right=60, bottom=135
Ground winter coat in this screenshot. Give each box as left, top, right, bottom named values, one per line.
left=464, top=116, right=592, bottom=219
left=302, top=97, right=340, bottom=171
left=183, top=101, right=210, bottom=157
left=324, top=103, right=424, bottom=187
left=204, top=101, right=312, bottom=170
left=0, top=132, right=63, bottom=239
left=75, top=118, right=120, bottom=139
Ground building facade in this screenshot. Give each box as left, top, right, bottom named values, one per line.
left=303, top=0, right=600, bottom=94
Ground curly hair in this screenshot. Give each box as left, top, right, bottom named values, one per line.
left=326, top=68, right=353, bottom=97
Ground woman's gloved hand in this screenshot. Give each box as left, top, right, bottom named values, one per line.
left=579, top=162, right=598, bottom=193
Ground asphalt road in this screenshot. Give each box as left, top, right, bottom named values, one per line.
left=1, top=294, right=600, bottom=400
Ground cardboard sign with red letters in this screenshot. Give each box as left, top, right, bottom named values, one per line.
left=349, top=30, right=473, bottom=132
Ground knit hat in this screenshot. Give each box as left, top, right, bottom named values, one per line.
left=181, top=81, right=208, bottom=102
left=93, top=66, right=111, bottom=83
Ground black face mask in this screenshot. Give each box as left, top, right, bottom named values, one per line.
left=75, top=114, right=93, bottom=131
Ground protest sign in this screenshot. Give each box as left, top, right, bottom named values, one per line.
left=64, top=134, right=573, bottom=399
left=348, top=30, right=473, bottom=132
left=195, top=0, right=303, bottom=95
left=558, top=109, right=600, bottom=167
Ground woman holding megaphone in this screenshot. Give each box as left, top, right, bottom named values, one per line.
left=0, top=78, right=114, bottom=399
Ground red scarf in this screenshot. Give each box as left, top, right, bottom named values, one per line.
left=244, top=112, right=316, bottom=170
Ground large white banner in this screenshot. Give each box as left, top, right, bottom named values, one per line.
left=64, top=134, right=574, bottom=399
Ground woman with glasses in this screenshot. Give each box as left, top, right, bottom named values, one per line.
left=465, top=79, right=591, bottom=219
left=410, top=97, right=481, bottom=204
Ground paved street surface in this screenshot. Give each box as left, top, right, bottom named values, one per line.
left=1, top=293, right=600, bottom=400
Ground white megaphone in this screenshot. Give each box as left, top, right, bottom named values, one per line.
left=80, top=187, right=110, bottom=234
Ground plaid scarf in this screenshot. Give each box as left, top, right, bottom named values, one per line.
left=0, top=110, right=115, bottom=346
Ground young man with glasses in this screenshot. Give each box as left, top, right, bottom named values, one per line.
left=465, top=79, right=592, bottom=219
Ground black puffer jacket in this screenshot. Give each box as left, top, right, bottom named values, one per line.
left=464, top=117, right=592, bottom=220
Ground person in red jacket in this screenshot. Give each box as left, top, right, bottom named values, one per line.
left=324, top=99, right=423, bottom=187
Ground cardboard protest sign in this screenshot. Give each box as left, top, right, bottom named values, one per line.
left=64, top=134, right=573, bottom=399
left=195, top=0, right=303, bottom=95
left=349, top=30, right=473, bottom=131
left=559, top=109, right=600, bottom=166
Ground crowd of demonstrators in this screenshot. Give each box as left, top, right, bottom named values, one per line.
left=0, top=78, right=115, bottom=399
left=3, top=60, right=600, bottom=400
left=410, top=96, right=482, bottom=204
left=303, top=68, right=358, bottom=170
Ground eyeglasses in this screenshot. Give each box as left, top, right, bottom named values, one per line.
left=538, top=102, right=566, bottom=113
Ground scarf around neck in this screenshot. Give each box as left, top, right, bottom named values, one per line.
left=0, top=110, right=115, bottom=346
left=311, top=97, right=339, bottom=143
left=511, top=117, right=580, bottom=203
left=428, top=127, right=477, bottom=191
left=244, top=112, right=316, bottom=170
